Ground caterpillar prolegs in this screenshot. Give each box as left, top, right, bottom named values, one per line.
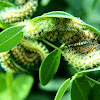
left=0, top=0, right=38, bottom=24
left=0, top=38, right=49, bottom=72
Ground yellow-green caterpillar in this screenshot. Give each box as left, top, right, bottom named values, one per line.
left=0, top=0, right=38, bottom=24
left=0, top=38, right=49, bottom=72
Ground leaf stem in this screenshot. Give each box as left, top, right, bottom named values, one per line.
left=84, top=74, right=100, bottom=85
left=39, top=38, right=60, bottom=50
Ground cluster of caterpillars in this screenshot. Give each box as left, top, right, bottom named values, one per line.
left=23, top=16, right=100, bottom=70
left=0, top=0, right=100, bottom=72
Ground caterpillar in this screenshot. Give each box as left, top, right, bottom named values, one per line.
left=0, top=0, right=38, bottom=24
left=23, top=16, right=98, bottom=45
left=63, top=42, right=100, bottom=70
left=0, top=38, right=49, bottom=72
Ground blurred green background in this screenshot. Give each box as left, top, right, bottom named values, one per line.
left=0, top=0, right=100, bottom=100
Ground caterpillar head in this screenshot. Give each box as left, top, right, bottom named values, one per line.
left=0, top=38, right=49, bottom=72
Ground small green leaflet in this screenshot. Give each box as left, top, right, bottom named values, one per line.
left=30, top=11, right=74, bottom=23
left=0, top=25, right=25, bottom=52
left=71, top=76, right=91, bottom=100
left=54, top=78, right=71, bottom=100
left=39, top=49, right=61, bottom=86
left=42, top=11, right=74, bottom=18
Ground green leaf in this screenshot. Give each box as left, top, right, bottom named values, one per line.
left=30, top=11, right=74, bottom=23
left=89, top=84, right=100, bottom=100
left=85, top=24, right=100, bottom=36
left=42, top=11, right=74, bottom=18
left=71, top=76, right=91, bottom=100
left=54, top=78, right=70, bottom=100
left=0, top=25, right=25, bottom=52
left=39, top=49, right=61, bottom=86
left=13, top=74, right=34, bottom=100
left=0, top=73, right=34, bottom=100
left=0, top=0, right=14, bottom=10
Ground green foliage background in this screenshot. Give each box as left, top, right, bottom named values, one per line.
left=0, top=0, right=100, bottom=100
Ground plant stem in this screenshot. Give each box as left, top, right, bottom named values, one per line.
left=84, top=74, right=100, bottom=85
left=6, top=72, right=13, bottom=100
left=39, top=38, right=60, bottom=50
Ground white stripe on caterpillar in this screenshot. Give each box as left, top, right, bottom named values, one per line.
left=0, top=0, right=38, bottom=23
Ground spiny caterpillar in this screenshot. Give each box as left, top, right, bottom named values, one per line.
left=63, top=42, right=100, bottom=70
left=0, top=38, right=49, bottom=72
left=23, top=16, right=98, bottom=45
left=0, top=0, right=38, bottom=24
